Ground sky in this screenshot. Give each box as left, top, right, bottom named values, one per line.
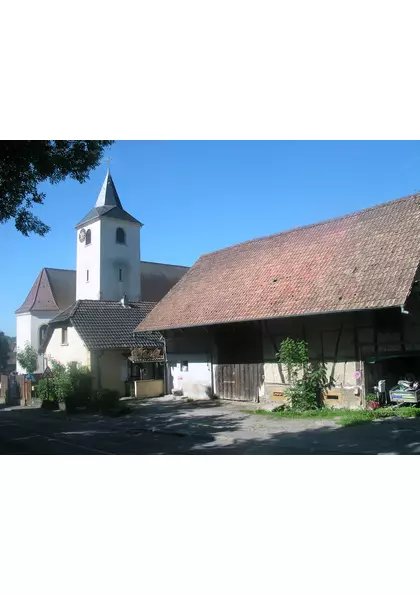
left=2, top=140, right=420, bottom=336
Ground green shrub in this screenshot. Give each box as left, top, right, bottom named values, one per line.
left=91, top=389, right=120, bottom=413
left=365, top=393, right=377, bottom=403
left=37, top=359, right=93, bottom=409
left=277, top=338, right=334, bottom=411
left=36, top=379, right=55, bottom=401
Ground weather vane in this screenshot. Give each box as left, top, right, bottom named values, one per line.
left=103, top=156, right=112, bottom=170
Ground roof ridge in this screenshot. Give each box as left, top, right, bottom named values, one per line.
left=141, top=260, right=190, bottom=268
left=44, top=267, right=76, bottom=273
left=200, top=192, right=420, bottom=259
left=30, top=269, right=44, bottom=310
left=43, top=269, right=61, bottom=310
left=77, top=299, right=157, bottom=305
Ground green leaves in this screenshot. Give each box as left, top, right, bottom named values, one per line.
left=278, top=337, right=309, bottom=367
left=16, top=342, right=38, bottom=374
left=277, top=337, right=334, bottom=410
left=0, top=140, right=114, bottom=236
left=37, top=359, right=92, bottom=403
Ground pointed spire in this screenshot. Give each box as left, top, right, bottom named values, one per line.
left=95, top=170, right=123, bottom=209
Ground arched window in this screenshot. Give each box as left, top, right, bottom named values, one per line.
left=39, top=324, right=48, bottom=345
left=85, top=229, right=91, bottom=245
left=116, top=227, right=126, bottom=244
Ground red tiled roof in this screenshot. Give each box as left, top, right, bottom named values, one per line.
left=137, top=194, right=420, bottom=332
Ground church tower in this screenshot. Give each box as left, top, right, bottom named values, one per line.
left=75, top=170, right=142, bottom=302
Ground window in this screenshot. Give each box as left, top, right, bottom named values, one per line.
left=116, top=227, right=126, bottom=244
left=86, top=270, right=89, bottom=282
left=61, top=327, right=68, bottom=345
left=181, top=361, right=189, bottom=372
left=85, top=229, right=91, bottom=245
left=119, top=268, right=123, bottom=282
left=39, top=324, right=48, bottom=345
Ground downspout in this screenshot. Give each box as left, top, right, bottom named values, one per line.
left=96, top=350, right=104, bottom=393
left=163, top=335, right=169, bottom=395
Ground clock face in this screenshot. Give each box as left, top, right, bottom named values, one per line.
left=79, top=229, right=86, bottom=243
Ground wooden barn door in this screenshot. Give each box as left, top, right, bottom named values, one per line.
left=215, top=364, right=263, bottom=402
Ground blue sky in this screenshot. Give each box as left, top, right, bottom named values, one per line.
left=2, top=140, right=420, bottom=336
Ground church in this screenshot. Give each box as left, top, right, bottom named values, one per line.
left=15, top=171, right=189, bottom=394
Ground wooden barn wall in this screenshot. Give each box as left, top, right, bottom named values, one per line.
left=262, top=308, right=420, bottom=363
left=165, top=328, right=214, bottom=357
left=164, top=307, right=420, bottom=367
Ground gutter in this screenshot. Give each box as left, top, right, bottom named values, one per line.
left=136, top=304, right=405, bottom=334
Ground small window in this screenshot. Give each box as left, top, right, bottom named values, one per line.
left=119, top=268, right=123, bottom=282
left=116, top=227, right=126, bottom=244
left=181, top=361, right=188, bottom=372
left=61, top=327, right=68, bottom=345
left=86, top=270, right=89, bottom=282
left=85, top=229, right=91, bottom=245
left=39, top=324, right=48, bottom=345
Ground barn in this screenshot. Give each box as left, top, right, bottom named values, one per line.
left=137, top=194, right=420, bottom=407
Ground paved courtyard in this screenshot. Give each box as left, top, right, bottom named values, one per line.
left=1, top=397, right=420, bottom=454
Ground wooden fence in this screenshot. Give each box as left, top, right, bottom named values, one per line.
left=0, top=375, right=32, bottom=406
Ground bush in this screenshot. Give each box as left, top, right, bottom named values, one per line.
left=277, top=338, right=334, bottom=411
left=36, top=379, right=55, bottom=401
left=91, top=389, right=120, bottom=413
left=37, top=360, right=93, bottom=411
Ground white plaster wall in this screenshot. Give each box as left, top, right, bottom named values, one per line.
left=99, top=218, right=141, bottom=301
left=97, top=350, right=128, bottom=395
left=76, top=221, right=101, bottom=300
left=167, top=354, right=212, bottom=397
left=16, top=311, right=56, bottom=373
left=45, top=327, right=90, bottom=368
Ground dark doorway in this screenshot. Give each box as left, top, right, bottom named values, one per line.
left=365, top=353, right=420, bottom=394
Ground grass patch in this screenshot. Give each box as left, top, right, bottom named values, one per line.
left=248, top=408, right=342, bottom=420
left=244, top=406, right=420, bottom=427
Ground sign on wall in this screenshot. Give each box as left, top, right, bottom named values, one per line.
left=130, top=347, right=164, bottom=362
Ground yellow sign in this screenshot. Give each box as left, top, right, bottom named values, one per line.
left=271, top=391, right=285, bottom=401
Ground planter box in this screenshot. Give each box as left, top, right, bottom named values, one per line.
left=134, top=379, right=164, bottom=398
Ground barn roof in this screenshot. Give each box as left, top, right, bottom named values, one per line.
left=136, top=194, right=420, bottom=332
left=40, top=300, right=163, bottom=352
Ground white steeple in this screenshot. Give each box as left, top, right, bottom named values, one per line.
left=75, top=170, right=142, bottom=302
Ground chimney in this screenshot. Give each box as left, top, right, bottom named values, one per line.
left=121, top=294, right=129, bottom=308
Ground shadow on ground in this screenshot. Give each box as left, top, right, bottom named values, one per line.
left=1, top=399, right=420, bottom=454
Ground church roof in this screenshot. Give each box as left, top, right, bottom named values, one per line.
left=75, top=170, right=143, bottom=228
left=136, top=193, right=420, bottom=332
left=16, top=262, right=189, bottom=316
left=40, top=300, right=163, bottom=352
left=15, top=268, right=76, bottom=314
left=95, top=170, right=123, bottom=208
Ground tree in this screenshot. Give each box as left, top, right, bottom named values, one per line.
left=0, top=332, right=10, bottom=373
left=16, top=342, right=39, bottom=375
left=0, top=140, right=114, bottom=236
